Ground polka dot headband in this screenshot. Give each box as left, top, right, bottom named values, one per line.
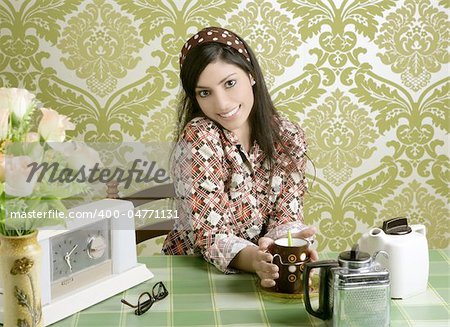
left=179, top=27, right=251, bottom=67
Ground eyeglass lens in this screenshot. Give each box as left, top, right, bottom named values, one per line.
left=153, top=281, right=168, bottom=300
left=135, top=291, right=154, bottom=315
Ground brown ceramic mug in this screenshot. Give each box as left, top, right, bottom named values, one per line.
left=269, top=238, right=310, bottom=294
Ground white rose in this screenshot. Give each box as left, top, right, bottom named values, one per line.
left=4, top=155, right=38, bottom=197
left=38, top=108, right=75, bottom=142
left=53, top=141, right=102, bottom=172
left=0, top=87, right=35, bottom=120
left=0, top=107, right=8, bottom=139
left=25, top=132, right=40, bottom=143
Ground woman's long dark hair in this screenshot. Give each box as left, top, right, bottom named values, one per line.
left=177, top=37, right=282, bottom=166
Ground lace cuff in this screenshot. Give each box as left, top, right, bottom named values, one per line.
left=204, top=234, right=257, bottom=273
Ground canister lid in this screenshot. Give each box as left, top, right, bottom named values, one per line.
left=338, top=244, right=372, bottom=269
left=382, top=217, right=412, bottom=235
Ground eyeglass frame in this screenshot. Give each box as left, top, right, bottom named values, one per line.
left=121, top=281, right=169, bottom=315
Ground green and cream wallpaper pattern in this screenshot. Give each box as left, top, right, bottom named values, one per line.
left=1, top=0, right=449, bottom=250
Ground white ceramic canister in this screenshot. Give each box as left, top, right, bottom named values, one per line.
left=358, top=217, right=429, bottom=299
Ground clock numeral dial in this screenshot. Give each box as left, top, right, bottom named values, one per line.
left=87, top=235, right=107, bottom=259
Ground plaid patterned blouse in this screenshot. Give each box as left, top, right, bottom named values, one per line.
left=162, top=116, right=308, bottom=272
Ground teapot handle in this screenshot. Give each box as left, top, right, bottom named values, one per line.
left=411, top=224, right=426, bottom=236
left=303, top=260, right=338, bottom=320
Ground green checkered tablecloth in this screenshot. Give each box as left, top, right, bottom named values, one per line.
left=50, top=250, right=449, bottom=327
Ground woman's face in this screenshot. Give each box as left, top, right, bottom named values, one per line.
left=195, top=60, right=254, bottom=143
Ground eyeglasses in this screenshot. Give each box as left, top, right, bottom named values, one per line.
left=121, top=281, right=169, bottom=315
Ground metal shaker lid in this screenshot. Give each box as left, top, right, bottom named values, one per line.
left=338, top=244, right=372, bottom=269
left=382, top=217, right=412, bottom=235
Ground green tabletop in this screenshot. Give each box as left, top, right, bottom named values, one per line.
left=50, top=250, right=449, bottom=327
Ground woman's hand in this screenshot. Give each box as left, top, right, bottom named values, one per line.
left=292, top=226, right=319, bottom=262
left=230, top=226, right=318, bottom=288
left=253, top=237, right=279, bottom=288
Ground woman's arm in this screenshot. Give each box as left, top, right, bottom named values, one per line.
left=175, top=119, right=258, bottom=272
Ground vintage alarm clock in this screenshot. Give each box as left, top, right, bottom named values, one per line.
left=0, top=199, right=153, bottom=326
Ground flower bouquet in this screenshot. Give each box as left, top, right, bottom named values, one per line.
left=0, top=87, right=100, bottom=236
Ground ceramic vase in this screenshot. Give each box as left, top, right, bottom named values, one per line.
left=0, top=231, right=43, bottom=327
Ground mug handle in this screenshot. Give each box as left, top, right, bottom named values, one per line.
left=271, top=253, right=281, bottom=266
left=303, top=260, right=338, bottom=320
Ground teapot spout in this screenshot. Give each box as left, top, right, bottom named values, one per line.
left=358, top=227, right=385, bottom=252
left=369, top=227, right=385, bottom=238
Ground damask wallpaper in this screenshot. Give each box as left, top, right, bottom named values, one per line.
left=1, top=0, right=448, bottom=250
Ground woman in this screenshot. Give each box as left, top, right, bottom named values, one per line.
left=162, top=27, right=318, bottom=288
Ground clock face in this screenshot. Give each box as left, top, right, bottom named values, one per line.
left=50, top=219, right=111, bottom=283
left=52, top=237, right=82, bottom=278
